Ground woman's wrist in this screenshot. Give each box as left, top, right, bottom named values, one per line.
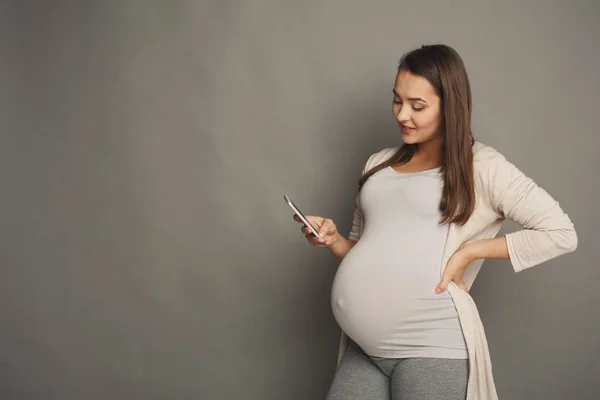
left=326, top=230, right=342, bottom=248
left=326, top=231, right=355, bottom=261
left=457, top=240, right=480, bottom=263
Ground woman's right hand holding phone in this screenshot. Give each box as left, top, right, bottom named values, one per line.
left=293, top=215, right=339, bottom=248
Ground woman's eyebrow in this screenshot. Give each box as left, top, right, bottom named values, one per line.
left=392, top=88, right=428, bottom=103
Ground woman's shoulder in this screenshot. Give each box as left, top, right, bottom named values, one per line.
left=473, top=140, right=512, bottom=171
left=473, top=141, right=526, bottom=195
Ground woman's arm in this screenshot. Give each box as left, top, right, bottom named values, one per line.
left=487, top=154, right=578, bottom=272
left=435, top=150, right=578, bottom=294
left=327, top=235, right=357, bottom=261
left=436, top=237, right=510, bottom=293
left=460, top=237, right=509, bottom=262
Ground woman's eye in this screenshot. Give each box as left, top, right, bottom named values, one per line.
left=394, top=99, right=423, bottom=111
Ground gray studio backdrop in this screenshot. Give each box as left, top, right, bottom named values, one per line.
left=1, top=1, right=598, bottom=399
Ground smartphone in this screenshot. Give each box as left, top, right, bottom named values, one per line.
left=283, top=194, right=324, bottom=240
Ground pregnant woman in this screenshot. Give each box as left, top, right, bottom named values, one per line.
left=294, top=44, right=577, bottom=400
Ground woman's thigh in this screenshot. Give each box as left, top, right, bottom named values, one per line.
left=390, top=357, right=468, bottom=400
left=325, top=342, right=391, bottom=400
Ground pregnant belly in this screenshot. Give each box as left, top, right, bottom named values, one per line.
left=331, top=265, right=408, bottom=350
left=331, top=243, right=454, bottom=353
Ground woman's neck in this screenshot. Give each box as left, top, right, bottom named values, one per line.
left=413, top=137, right=443, bottom=166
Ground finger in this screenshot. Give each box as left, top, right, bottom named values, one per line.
left=435, top=275, right=452, bottom=294
left=305, top=233, right=325, bottom=246
left=305, top=215, right=323, bottom=227
left=300, top=224, right=314, bottom=235
left=321, top=219, right=337, bottom=238
left=318, top=219, right=331, bottom=238
left=315, top=233, right=325, bottom=244
left=302, top=226, right=320, bottom=239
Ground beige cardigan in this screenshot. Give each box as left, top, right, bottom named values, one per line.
left=336, top=141, right=578, bottom=400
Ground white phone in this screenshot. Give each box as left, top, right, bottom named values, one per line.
left=283, top=194, right=324, bottom=240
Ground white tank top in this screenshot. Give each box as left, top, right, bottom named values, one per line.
left=331, top=166, right=468, bottom=359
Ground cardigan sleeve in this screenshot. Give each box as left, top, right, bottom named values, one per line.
left=348, top=152, right=378, bottom=241
left=347, top=196, right=363, bottom=242
left=487, top=154, right=578, bottom=273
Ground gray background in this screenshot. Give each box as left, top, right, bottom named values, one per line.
left=1, top=1, right=598, bottom=399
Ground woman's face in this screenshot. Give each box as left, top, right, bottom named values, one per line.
left=392, top=70, right=443, bottom=146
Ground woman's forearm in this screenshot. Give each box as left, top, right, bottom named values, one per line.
left=327, top=232, right=357, bottom=261
left=462, top=237, right=510, bottom=262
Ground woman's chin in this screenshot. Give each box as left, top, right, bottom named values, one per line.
left=401, top=132, right=418, bottom=144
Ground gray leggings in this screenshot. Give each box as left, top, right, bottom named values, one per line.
left=326, top=342, right=469, bottom=400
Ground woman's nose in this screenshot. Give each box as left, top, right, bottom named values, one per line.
left=396, top=107, right=410, bottom=123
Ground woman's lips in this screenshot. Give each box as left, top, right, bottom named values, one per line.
left=401, top=124, right=415, bottom=134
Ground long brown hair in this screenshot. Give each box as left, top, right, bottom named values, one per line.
left=358, top=44, right=475, bottom=225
